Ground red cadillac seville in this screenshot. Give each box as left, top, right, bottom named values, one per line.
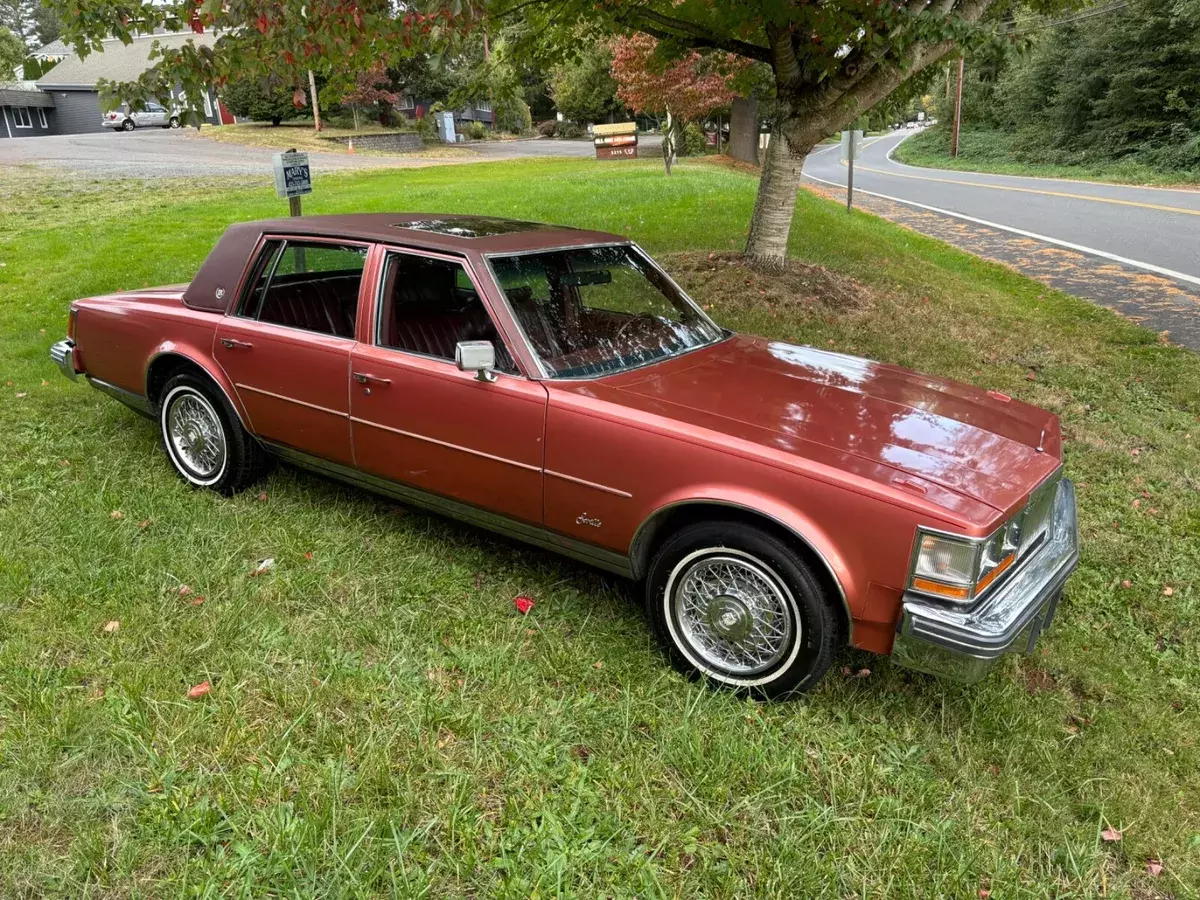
left=51, top=214, right=1079, bottom=697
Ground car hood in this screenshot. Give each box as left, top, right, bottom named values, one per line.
left=609, top=336, right=1062, bottom=516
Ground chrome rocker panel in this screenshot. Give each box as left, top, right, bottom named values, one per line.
left=892, top=478, right=1079, bottom=683
left=263, top=441, right=634, bottom=579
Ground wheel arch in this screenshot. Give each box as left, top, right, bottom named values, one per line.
left=630, top=498, right=854, bottom=646
left=144, top=348, right=251, bottom=431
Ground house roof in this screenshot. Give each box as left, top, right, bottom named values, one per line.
left=32, top=39, right=69, bottom=59
left=36, top=32, right=217, bottom=90
left=0, top=85, right=55, bottom=108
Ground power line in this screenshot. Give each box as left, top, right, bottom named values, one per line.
left=1007, top=2, right=1131, bottom=36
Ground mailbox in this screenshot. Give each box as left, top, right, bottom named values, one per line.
left=593, top=122, right=638, bottom=160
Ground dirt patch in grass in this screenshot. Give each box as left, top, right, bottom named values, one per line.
left=664, top=251, right=875, bottom=317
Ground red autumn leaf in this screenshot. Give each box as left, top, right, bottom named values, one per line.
left=1101, top=826, right=1122, bottom=842
left=1121, top=579, right=1132, bottom=589
left=304, top=551, right=314, bottom=560
left=187, top=681, right=211, bottom=699
left=255, top=13, right=268, bottom=33
left=978, top=891, right=990, bottom=899
left=256, top=491, right=269, bottom=502
left=1146, top=859, right=1163, bottom=877
left=178, top=585, right=192, bottom=597
left=514, top=595, right=534, bottom=615
left=190, top=595, right=206, bottom=606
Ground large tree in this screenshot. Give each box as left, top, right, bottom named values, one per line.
left=485, top=0, right=1073, bottom=266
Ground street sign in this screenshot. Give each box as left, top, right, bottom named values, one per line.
left=273, top=150, right=312, bottom=199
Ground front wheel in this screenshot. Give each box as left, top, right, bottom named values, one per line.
left=159, top=373, right=266, bottom=495
left=645, top=521, right=841, bottom=699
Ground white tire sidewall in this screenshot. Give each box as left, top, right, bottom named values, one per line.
left=160, top=384, right=229, bottom=488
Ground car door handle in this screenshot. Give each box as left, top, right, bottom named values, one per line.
left=353, top=372, right=391, bottom=385
left=220, top=338, right=253, bottom=349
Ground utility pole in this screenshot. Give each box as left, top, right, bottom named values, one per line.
left=950, top=57, right=964, bottom=158
left=846, top=130, right=855, bottom=213
left=308, top=69, right=322, bottom=133
left=483, top=31, right=495, bottom=129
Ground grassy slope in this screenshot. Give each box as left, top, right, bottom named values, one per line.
left=895, top=127, right=1200, bottom=188
left=0, top=158, right=1198, bottom=898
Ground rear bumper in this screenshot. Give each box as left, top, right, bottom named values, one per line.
left=892, top=478, right=1079, bottom=683
left=50, top=339, right=79, bottom=381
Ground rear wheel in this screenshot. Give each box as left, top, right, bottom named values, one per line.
left=645, top=521, right=841, bottom=699
left=122, top=118, right=135, bottom=132
left=158, top=373, right=265, bottom=495
left=168, top=116, right=181, bottom=129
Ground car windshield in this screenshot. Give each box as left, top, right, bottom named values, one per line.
left=488, top=245, right=724, bottom=378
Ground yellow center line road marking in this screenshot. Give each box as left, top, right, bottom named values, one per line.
left=849, top=162, right=1200, bottom=217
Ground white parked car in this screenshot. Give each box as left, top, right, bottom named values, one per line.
left=102, top=102, right=182, bottom=132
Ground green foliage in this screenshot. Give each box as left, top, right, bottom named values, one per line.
left=536, top=118, right=558, bottom=136
left=556, top=120, right=586, bottom=139
left=681, top=122, right=707, bottom=156
left=464, top=119, right=488, bottom=140
left=0, top=26, right=22, bottom=79
left=549, top=41, right=623, bottom=123
left=220, top=78, right=300, bottom=126
left=946, top=0, right=1200, bottom=172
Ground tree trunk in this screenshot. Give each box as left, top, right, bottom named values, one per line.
left=661, top=108, right=677, bottom=175
left=744, top=126, right=812, bottom=268
left=728, top=96, right=759, bottom=165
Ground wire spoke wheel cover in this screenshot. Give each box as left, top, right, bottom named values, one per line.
left=668, top=549, right=798, bottom=680
left=164, top=388, right=227, bottom=484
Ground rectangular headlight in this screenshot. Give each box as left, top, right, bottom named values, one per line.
left=912, top=532, right=979, bottom=601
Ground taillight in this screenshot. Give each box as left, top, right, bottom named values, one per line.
left=67, top=307, right=77, bottom=340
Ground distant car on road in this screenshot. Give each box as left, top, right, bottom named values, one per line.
left=51, top=214, right=1078, bottom=698
left=102, top=102, right=182, bottom=132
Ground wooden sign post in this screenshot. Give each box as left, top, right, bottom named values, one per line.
left=273, top=148, right=312, bottom=216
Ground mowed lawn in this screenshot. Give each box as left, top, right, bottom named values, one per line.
left=1, top=158, right=1198, bottom=898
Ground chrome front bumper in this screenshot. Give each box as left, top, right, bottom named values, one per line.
left=892, top=478, right=1079, bottom=683
left=50, top=339, right=79, bottom=381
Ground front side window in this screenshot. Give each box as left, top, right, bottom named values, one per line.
left=240, top=240, right=366, bottom=338
left=377, top=252, right=516, bottom=373
left=488, top=245, right=724, bottom=378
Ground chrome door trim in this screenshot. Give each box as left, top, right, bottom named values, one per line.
left=235, top=383, right=349, bottom=418
left=545, top=469, right=632, bottom=499
left=262, top=441, right=633, bottom=577
left=350, top=416, right=542, bottom=473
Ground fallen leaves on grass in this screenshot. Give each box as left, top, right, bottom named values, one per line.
left=249, top=558, right=275, bottom=577
left=138, top=519, right=151, bottom=530
left=102, top=620, right=120, bottom=634
left=256, top=491, right=269, bottom=502
left=513, top=595, right=534, bottom=615
left=109, top=510, right=124, bottom=520
left=190, top=596, right=206, bottom=606
left=1101, top=826, right=1123, bottom=843
left=177, top=585, right=192, bottom=597
left=1163, top=586, right=1175, bottom=597
left=187, top=681, right=211, bottom=700
left=1147, top=859, right=1164, bottom=877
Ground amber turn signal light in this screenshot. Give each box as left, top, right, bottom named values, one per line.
left=910, top=578, right=971, bottom=601
left=975, top=552, right=1016, bottom=594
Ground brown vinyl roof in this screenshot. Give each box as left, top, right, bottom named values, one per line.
left=182, top=214, right=629, bottom=312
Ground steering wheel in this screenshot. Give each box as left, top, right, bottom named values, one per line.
left=615, top=313, right=657, bottom=342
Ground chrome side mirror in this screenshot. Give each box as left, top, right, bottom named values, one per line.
left=455, top=340, right=497, bottom=382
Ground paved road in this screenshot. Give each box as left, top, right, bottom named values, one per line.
left=805, top=132, right=1200, bottom=287
left=0, top=129, right=661, bottom=178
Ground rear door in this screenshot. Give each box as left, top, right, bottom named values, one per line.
left=349, top=248, right=547, bottom=525
left=214, top=238, right=367, bottom=465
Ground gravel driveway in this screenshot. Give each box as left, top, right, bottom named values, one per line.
left=0, top=129, right=664, bottom=178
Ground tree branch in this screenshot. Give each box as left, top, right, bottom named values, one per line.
left=621, top=7, right=772, bottom=62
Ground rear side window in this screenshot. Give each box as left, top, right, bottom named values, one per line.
left=239, top=240, right=366, bottom=339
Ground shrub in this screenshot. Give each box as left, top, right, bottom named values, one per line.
left=537, top=119, right=558, bottom=137
left=465, top=120, right=488, bottom=140
left=494, top=97, right=532, bottom=135
left=413, top=114, right=437, bottom=140
left=220, top=78, right=298, bottom=126
left=557, top=121, right=586, bottom=140
left=681, top=123, right=707, bottom=157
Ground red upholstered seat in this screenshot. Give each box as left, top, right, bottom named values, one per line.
left=259, top=275, right=360, bottom=338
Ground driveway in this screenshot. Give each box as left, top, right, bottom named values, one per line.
left=804, top=132, right=1200, bottom=349
left=0, top=130, right=664, bottom=177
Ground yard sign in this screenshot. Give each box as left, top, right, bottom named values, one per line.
left=273, top=150, right=312, bottom=215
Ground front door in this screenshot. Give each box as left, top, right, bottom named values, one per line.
left=214, top=238, right=368, bottom=466
left=349, top=249, right=547, bottom=525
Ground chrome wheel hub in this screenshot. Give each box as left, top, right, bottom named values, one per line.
left=168, top=392, right=226, bottom=479
left=672, top=553, right=795, bottom=676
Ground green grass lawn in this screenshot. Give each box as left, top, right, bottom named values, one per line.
left=896, top=127, right=1200, bottom=188
left=1, top=158, right=1198, bottom=897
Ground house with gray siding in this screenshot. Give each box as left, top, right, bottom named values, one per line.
left=0, top=85, right=56, bottom=139
left=35, top=32, right=225, bottom=134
